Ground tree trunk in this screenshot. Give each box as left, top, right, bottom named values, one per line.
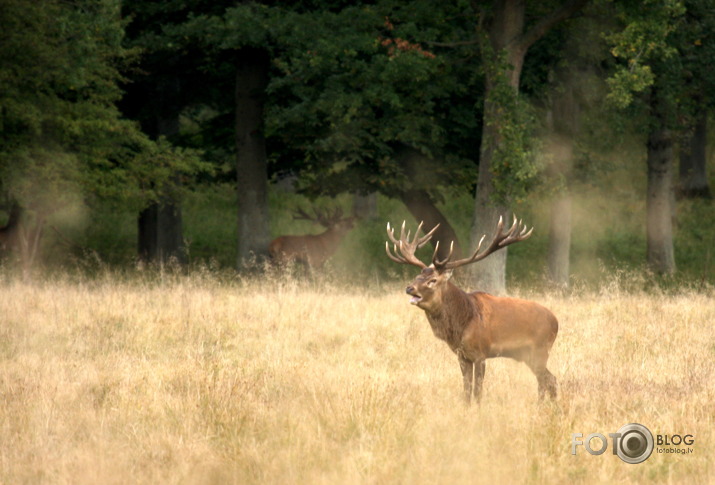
left=646, top=127, right=676, bottom=274
left=235, top=48, right=270, bottom=267
left=399, top=189, right=463, bottom=260
left=547, top=193, right=572, bottom=288
left=545, top=79, right=578, bottom=289
left=137, top=78, right=186, bottom=265
left=467, top=105, right=516, bottom=292
left=679, top=113, right=711, bottom=199
left=467, top=1, right=525, bottom=294
left=138, top=202, right=185, bottom=264
left=466, top=0, right=587, bottom=294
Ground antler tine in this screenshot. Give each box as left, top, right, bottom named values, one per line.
left=385, top=220, right=441, bottom=269
left=385, top=240, right=407, bottom=265
left=385, top=223, right=408, bottom=265
left=333, top=206, right=343, bottom=221
left=431, top=240, right=455, bottom=268
left=316, top=207, right=332, bottom=226
left=499, top=216, right=533, bottom=247
left=498, top=215, right=518, bottom=246
left=416, top=222, right=439, bottom=249
left=293, top=206, right=315, bottom=222
left=386, top=221, right=400, bottom=246
left=431, top=240, right=440, bottom=265
left=439, top=215, right=533, bottom=271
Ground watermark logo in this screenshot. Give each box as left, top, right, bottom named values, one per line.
left=572, top=423, right=694, bottom=464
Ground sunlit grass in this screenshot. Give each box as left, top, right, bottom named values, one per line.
left=1, top=272, right=713, bottom=484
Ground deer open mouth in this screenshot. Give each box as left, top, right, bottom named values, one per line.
left=410, top=295, right=422, bottom=305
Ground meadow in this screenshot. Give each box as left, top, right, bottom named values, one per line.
left=1, top=270, right=713, bottom=484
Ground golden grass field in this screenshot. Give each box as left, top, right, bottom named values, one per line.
left=1, top=271, right=713, bottom=484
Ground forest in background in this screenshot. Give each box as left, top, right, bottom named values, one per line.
left=1, top=0, right=714, bottom=290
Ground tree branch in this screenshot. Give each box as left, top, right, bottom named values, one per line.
left=516, top=0, right=589, bottom=52
left=425, top=39, right=480, bottom=48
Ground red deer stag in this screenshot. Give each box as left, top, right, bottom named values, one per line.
left=269, top=207, right=356, bottom=268
left=386, top=216, right=558, bottom=403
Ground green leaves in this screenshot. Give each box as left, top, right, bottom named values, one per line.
left=605, top=63, right=655, bottom=108
left=604, top=0, right=685, bottom=108
left=483, top=67, right=541, bottom=205
left=0, top=0, right=131, bottom=203
left=89, top=136, right=211, bottom=211
left=0, top=0, right=212, bottom=215
left=262, top=5, right=478, bottom=198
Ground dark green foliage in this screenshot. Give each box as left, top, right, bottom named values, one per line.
left=0, top=0, right=209, bottom=213
left=1, top=0, right=713, bottom=288
left=0, top=0, right=131, bottom=205
left=161, top=2, right=481, bottom=201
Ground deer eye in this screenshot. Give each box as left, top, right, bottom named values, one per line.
left=427, top=278, right=438, bottom=287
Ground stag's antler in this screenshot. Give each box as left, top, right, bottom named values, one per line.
left=433, top=215, right=532, bottom=271
left=385, top=216, right=533, bottom=272
left=293, top=206, right=317, bottom=223
left=318, top=207, right=344, bottom=226
left=385, top=221, right=440, bottom=269
left=294, top=206, right=347, bottom=228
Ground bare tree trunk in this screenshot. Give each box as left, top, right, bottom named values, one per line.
left=545, top=77, right=578, bottom=289
left=469, top=208, right=508, bottom=292
left=19, top=214, right=44, bottom=282
left=137, top=79, right=186, bottom=266
left=647, top=127, right=676, bottom=274
left=236, top=48, right=270, bottom=267
left=138, top=201, right=185, bottom=264
left=547, top=193, right=572, bottom=287
left=469, top=151, right=509, bottom=292
left=679, top=113, right=711, bottom=199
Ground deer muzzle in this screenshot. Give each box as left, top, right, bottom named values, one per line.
left=406, top=286, right=422, bottom=305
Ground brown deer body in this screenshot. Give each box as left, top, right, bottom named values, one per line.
left=269, top=207, right=355, bottom=268
left=386, top=217, right=558, bottom=403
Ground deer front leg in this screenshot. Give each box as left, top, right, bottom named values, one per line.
left=458, top=352, right=474, bottom=405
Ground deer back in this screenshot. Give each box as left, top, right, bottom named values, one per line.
left=462, top=292, right=558, bottom=358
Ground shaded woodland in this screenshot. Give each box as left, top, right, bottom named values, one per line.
left=1, top=0, right=713, bottom=289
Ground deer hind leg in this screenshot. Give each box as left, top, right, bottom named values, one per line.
left=537, top=368, right=557, bottom=400
left=525, top=350, right=558, bottom=400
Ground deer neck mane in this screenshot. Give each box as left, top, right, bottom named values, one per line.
left=424, top=281, right=478, bottom=347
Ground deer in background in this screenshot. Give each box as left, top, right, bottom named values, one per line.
left=269, top=207, right=357, bottom=268
left=386, top=216, right=558, bottom=404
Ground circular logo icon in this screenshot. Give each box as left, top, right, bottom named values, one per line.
left=616, top=423, right=654, bottom=464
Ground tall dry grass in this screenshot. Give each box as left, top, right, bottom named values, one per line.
left=0, top=271, right=713, bottom=484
